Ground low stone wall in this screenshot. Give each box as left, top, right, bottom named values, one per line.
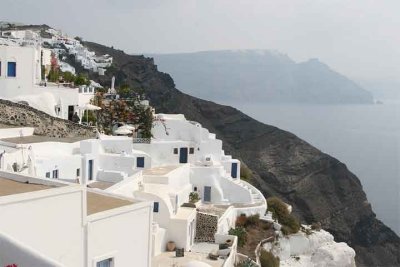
left=195, top=212, right=218, bottom=243
left=0, top=99, right=96, bottom=138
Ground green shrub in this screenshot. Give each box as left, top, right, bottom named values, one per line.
left=62, top=71, right=76, bottom=83
left=229, top=227, right=247, bottom=247
left=75, top=73, right=90, bottom=86
left=267, top=197, right=300, bottom=235
left=235, top=257, right=258, bottom=267
left=240, top=164, right=252, bottom=181
left=259, top=249, right=280, bottom=267
left=189, top=192, right=199, bottom=203
left=246, top=214, right=260, bottom=227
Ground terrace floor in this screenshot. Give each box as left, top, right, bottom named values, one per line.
left=197, top=204, right=230, bottom=218
left=143, top=165, right=180, bottom=176
left=152, top=242, right=225, bottom=267
left=87, top=181, right=115, bottom=190
left=86, top=192, right=134, bottom=215
left=1, top=135, right=89, bottom=144
left=0, top=177, right=54, bottom=196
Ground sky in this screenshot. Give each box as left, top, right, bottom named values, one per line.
left=1, top=0, right=399, bottom=83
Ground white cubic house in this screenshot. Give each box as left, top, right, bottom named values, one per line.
left=0, top=44, right=94, bottom=120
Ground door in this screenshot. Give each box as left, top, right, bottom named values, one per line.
left=231, top=162, right=238, bottom=178
left=204, top=186, right=211, bottom=202
left=88, top=160, right=94, bottom=181
left=137, top=157, right=145, bottom=168
left=179, top=147, right=188, bottom=163
left=68, top=105, right=74, bottom=121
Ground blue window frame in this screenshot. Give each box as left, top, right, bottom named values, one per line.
left=7, top=62, right=16, bottom=77
left=136, top=157, right=145, bottom=168
left=153, top=202, right=159, bottom=213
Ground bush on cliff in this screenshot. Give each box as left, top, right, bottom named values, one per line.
left=259, top=249, right=280, bottom=267
left=267, top=197, right=300, bottom=235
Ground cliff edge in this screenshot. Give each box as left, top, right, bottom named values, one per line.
left=85, top=42, right=399, bottom=266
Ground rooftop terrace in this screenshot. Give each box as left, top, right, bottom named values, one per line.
left=1, top=135, right=89, bottom=144
left=0, top=177, right=56, bottom=196
left=143, top=165, right=180, bottom=176
left=86, top=191, right=134, bottom=215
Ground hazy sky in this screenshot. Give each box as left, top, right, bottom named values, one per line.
left=1, top=0, right=399, bottom=82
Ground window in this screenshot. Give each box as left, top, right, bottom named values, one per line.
left=137, top=157, right=145, bottom=168
left=76, top=168, right=80, bottom=177
left=194, top=186, right=197, bottom=192
left=189, top=147, right=195, bottom=154
left=52, top=169, right=59, bottom=179
left=173, top=148, right=178, bottom=154
left=7, top=62, right=16, bottom=77
left=0, top=61, right=2, bottom=76
left=153, top=202, right=159, bottom=213
left=96, top=258, right=113, bottom=267
left=45, top=172, right=51, bottom=178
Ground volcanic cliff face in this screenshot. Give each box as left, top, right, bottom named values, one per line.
left=84, top=42, right=399, bottom=266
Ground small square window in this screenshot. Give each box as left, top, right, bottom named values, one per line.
left=45, top=172, right=51, bottom=178
left=153, top=202, right=159, bottom=212
left=189, top=147, right=195, bottom=154
left=173, top=148, right=178, bottom=154
left=96, top=258, right=113, bottom=267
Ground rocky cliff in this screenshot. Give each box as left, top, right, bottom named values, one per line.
left=85, top=42, right=399, bottom=266
left=0, top=99, right=96, bottom=138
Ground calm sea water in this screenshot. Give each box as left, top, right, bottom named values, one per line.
left=223, top=101, right=400, bottom=235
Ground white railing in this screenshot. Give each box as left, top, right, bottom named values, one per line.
left=132, top=138, right=151, bottom=144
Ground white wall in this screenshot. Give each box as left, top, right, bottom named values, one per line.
left=190, top=166, right=253, bottom=204
left=0, top=186, right=85, bottom=267
left=87, top=203, right=153, bottom=267
left=0, top=231, right=63, bottom=267
left=0, top=127, right=34, bottom=139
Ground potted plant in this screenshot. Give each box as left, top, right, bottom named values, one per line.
left=167, top=241, right=176, bottom=251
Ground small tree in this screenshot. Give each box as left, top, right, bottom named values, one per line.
left=117, top=84, right=131, bottom=98
left=62, top=71, right=76, bottom=83
left=75, top=73, right=90, bottom=86
left=259, top=249, right=280, bottom=267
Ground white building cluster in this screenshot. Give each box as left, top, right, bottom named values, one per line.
left=0, top=111, right=269, bottom=266
left=0, top=27, right=112, bottom=122
left=0, top=25, right=356, bottom=267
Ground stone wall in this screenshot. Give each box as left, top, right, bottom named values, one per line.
left=0, top=99, right=96, bottom=138
left=195, top=212, right=218, bottom=243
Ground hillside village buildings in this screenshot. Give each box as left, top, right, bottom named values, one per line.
left=0, top=26, right=356, bottom=267
left=0, top=27, right=111, bottom=121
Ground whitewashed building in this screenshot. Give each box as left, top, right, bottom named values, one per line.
left=0, top=170, right=153, bottom=267
left=0, top=44, right=94, bottom=120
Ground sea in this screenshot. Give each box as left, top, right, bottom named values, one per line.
left=222, top=100, right=400, bottom=235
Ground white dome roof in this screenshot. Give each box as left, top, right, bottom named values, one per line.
left=183, top=261, right=212, bottom=267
